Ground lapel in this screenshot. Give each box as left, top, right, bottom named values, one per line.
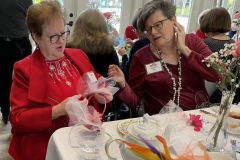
left=28, top=49, right=53, bottom=104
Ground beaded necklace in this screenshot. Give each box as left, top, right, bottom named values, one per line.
left=152, top=46, right=182, bottom=106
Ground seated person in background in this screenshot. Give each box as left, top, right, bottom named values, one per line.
left=200, top=7, right=234, bottom=53
left=67, top=9, right=119, bottom=77
left=118, top=7, right=150, bottom=80
left=108, top=1, right=219, bottom=115
left=9, top=2, right=112, bottom=160
left=195, top=9, right=210, bottom=39
left=200, top=7, right=240, bottom=104
left=103, top=11, right=120, bottom=46
left=124, top=25, right=138, bottom=41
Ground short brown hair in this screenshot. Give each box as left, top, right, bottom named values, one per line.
left=26, top=1, right=65, bottom=37
left=138, top=1, right=176, bottom=32
left=200, top=7, right=231, bottom=33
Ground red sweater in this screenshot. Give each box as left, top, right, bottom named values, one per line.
left=9, top=48, right=100, bottom=160
left=118, top=34, right=219, bottom=115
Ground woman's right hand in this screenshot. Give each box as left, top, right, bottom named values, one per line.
left=108, top=64, right=126, bottom=89
left=52, top=94, right=82, bottom=120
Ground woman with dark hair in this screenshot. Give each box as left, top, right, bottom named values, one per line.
left=200, top=7, right=234, bottom=53
left=200, top=7, right=240, bottom=104
left=109, top=0, right=219, bottom=115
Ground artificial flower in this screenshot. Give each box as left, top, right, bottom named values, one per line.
left=138, top=136, right=163, bottom=158
left=120, top=135, right=209, bottom=160
left=235, top=41, right=240, bottom=56
left=188, top=114, right=202, bottom=132
left=121, top=140, right=161, bottom=160
left=155, top=135, right=172, bottom=160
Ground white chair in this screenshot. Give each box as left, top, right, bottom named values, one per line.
left=205, top=81, right=217, bottom=97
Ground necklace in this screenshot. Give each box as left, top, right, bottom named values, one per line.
left=153, top=47, right=182, bottom=106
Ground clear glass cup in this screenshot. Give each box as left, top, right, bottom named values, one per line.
left=69, top=125, right=104, bottom=159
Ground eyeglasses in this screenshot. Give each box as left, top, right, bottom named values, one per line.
left=49, top=28, right=70, bottom=44
left=144, top=18, right=168, bottom=35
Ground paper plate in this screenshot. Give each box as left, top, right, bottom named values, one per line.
left=227, top=117, right=240, bottom=136
left=117, top=119, right=138, bottom=136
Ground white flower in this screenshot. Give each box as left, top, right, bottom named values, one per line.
left=203, top=42, right=240, bottom=92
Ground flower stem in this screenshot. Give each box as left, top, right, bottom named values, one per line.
left=212, top=94, right=231, bottom=148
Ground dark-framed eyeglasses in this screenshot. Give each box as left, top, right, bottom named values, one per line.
left=49, top=28, right=70, bottom=44
left=144, top=18, right=168, bottom=35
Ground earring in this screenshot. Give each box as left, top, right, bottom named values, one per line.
left=35, top=43, right=39, bottom=49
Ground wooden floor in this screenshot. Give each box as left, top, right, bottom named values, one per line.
left=0, top=113, right=12, bottom=160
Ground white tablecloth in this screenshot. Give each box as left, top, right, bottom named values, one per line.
left=46, top=108, right=239, bottom=160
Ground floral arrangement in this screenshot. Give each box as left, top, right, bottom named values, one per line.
left=203, top=42, right=240, bottom=93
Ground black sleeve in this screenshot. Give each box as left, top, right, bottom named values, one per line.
left=121, top=54, right=129, bottom=75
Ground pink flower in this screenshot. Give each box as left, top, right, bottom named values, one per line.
left=189, top=114, right=203, bottom=132
left=234, top=12, right=240, bottom=19
left=232, top=41, right=240, bottom=57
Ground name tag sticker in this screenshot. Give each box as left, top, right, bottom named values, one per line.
left=145, top=61, right=162, bottom=75
left=86, top=71, right=97, bottom=83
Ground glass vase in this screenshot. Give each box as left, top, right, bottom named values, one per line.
left=206, top=91, right=235, bottom=152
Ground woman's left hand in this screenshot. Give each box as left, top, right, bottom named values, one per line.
left=108, top=64, right=126, bottom=89
left=174, top=22, right=191, bottom=57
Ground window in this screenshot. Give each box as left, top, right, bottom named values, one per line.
left=175, top=0, right=193, bottom=31
left=96, top=0, right=122, bottom=32
left=217, top=0, right=235, bottom=15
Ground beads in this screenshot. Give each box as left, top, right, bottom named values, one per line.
left=156, top=49, right=182, bottom=106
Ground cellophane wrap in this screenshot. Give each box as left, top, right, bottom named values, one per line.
left=65, top=74, right=119, bottom=127
left=65, top=74, right=119, bottom=150
left=158, top=100, right=208, bottom=159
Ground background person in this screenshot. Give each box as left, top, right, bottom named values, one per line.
left=0, top=0, right=32, bottom=124
left=195, top=8, right=210, bottom=39
left=200, top=7, right=234, bottom=53
left=118, top=7, right=150, bottom=81
left=103, top=11, right=120, bottom=47
left=9, top=1, right=112, bottom=160
left=109, top=1, right=219, bottom=115
left=200, top=7, right=240, bottom=104
left=67, top=8, right=119, bottom=77
left=124, top=25, right=138, bottom=40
